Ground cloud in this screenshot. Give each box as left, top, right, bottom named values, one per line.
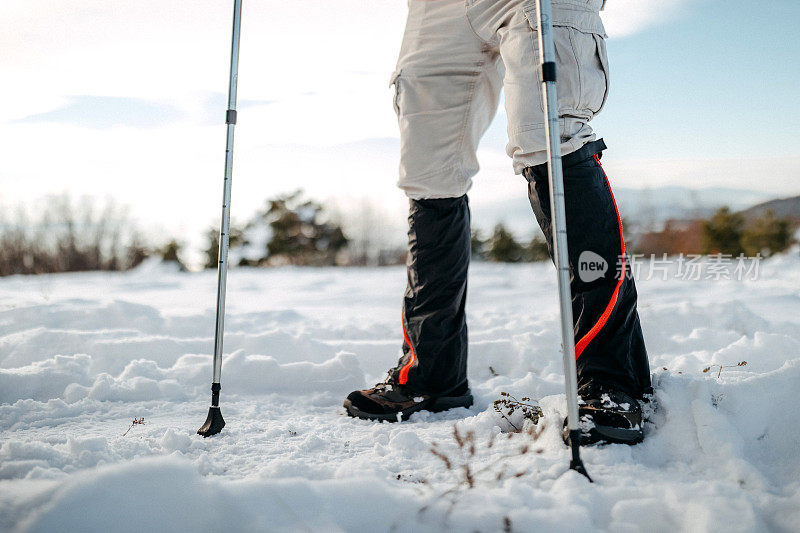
left=601, top=0, right=692, bottom=37
left=0, top=0, right=791, bottom=256
left=17, top=96, right=184, bottom=129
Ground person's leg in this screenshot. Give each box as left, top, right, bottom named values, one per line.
left=390, top=0, right=503, bottom=396
left=524, top=144, right=650, bottom=398
left=344, top=0, right=503, bottom=420
left=395, top=196, right=472, bottom=395
left=488, top=0, right=650, bottom=399
left=488, top=0, right=609, bottom=169
left=391, top=1, right=503, bottom=199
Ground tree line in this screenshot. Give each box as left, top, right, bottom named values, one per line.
left=0, top=193, right=795, bottom=276
left=0, top=196, right=150, bottom=276
left=201, top=192, right=553, bottom=269
left=635, top=207, right=794, bottom=257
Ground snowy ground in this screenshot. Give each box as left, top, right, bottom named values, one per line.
left=1, top=255, right=800, bottom=532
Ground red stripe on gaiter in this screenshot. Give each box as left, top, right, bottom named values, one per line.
left=398, top=315, right=416, bottom=385
left=574, top=154, right=626, bottom=359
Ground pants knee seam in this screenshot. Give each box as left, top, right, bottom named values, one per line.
left=455, top=66, right=482, bottom=158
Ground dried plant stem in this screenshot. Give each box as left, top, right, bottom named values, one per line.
left=122, top=417, right=146, bottom=437
left=702, top=361, right=747, bottom=378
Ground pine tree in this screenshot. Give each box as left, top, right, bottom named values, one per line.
left=742, top=209, right=793, bottom=257
left=526, top=235, right=550, bottom=262
left=258, top=191, right=348, bottom=266
left=203, top=226, right=244, bottom=269
left=702, top=207, right=745, bottom=255
left=471, top=229, right=486, bottom=260
left=487, top=224, right=524, bottom=263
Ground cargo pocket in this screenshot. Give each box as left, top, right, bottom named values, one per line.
left=389, top=69, right=402, bottom=116
left=590, top=33, right=610, bottom=114
left=523, top=2, right=610, bottom=116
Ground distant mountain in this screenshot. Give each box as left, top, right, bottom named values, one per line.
left=614, top=187, right=772, bottom=226
left=737, top=195, right=800, bottom=222
left=469, top=186, right=774, bottom=238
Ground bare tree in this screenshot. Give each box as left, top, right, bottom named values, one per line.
left=0, top=195, right=151, bottom=276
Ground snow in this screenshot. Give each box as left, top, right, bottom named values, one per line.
left=2, top=254, right=800, bottom=532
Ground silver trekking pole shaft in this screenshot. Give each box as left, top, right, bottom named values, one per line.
left=534, top=0, right=591, bottom=480
left=198, top=0, right=242, bottom=438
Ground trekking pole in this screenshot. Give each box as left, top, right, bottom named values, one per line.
left=534, top=0, right=591, bottom=481
left=198, top=0, right=243, bottom=438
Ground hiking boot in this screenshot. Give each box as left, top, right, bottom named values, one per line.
left=344, top=379, right=473, bottom=422
left=563, top=384, right=643, bottom=445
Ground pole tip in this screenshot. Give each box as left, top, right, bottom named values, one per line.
left=197, top=406, right=226, bottom=437
left=568, top=430, right=593, bottom=482
left=569, top=458, right=593, bottom=482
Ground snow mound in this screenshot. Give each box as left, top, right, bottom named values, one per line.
left=2, top=256, right=800, bottom=531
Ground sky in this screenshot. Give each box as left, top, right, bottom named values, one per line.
left=1, top=0, right=799, bottom=255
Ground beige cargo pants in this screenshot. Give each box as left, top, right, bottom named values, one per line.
left=391, top=0, right=609, bottom=199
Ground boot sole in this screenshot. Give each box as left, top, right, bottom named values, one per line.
left=563, top=422, right=643, bottom=446
left=581, top=424, right=643, bottom=445
left=344, top=392, right=474, bottom=422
